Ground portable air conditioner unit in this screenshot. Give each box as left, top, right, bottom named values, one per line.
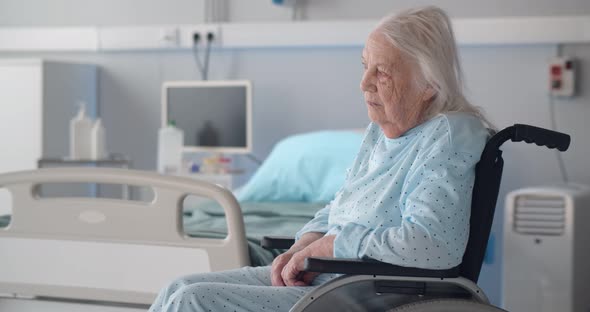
left=502, top=184, right=590, bottom=312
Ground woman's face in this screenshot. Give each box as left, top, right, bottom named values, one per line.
left=360, top=30, right=431, bottom=138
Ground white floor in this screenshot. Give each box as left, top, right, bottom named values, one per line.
left=0, top=298, right=147, bottom=312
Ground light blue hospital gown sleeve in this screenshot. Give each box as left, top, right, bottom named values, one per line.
left=294, top=204, right=331, bottom=239
left=332, top=114, right=488, bottom=269
left=295, top=178, right=350, bottom=239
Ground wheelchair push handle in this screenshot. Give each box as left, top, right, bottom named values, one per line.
left=512, top=124, right=570, bottom=151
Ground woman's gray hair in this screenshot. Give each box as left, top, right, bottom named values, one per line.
left=377, top=6, right=491, bottom=127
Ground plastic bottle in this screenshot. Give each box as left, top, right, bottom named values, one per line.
left=157, top=121, right=184, bottom=174
left=69, top=102, right=93, bottom=160
left=90, top=118, right=107, bottom=160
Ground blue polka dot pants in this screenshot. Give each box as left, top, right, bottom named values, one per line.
left=149, top=266, right=323, bottom=312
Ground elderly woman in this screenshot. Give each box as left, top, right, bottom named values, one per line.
left=149, top=5, right=489, bottom=312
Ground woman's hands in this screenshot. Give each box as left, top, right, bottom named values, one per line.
left=271, top=233, right=335, bottom=287
left=270, top=250, right=298, bottom=286
left=271, top=232, right=323, bottom=286
left=281, top=235, right=335, bottom=286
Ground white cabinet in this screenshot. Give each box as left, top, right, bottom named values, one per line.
left=0, top=59, right=97, bottom=214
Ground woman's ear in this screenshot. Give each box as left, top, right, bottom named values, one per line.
left=421, top=85, right=437, bottom=103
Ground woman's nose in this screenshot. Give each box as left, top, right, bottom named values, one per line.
left=360, top=71, right=376, bottom=93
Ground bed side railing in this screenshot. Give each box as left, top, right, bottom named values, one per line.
left=0, top=167, right=249, bottom=305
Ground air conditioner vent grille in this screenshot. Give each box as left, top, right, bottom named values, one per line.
left=513, top=195, right=565, bottom=236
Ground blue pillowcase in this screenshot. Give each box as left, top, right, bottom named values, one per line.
left=237, top=130, right=364, bottom=202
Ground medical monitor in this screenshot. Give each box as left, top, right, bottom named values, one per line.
left=162, top=80, right=252, bottom=154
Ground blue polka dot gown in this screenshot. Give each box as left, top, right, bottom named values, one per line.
left=149, top=266, right=336, bottom=312
left=296, top=112, right=488, bottom=269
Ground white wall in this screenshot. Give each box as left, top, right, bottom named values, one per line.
left=2, top=0, right=590, bottom=25
left=1, top=0, right=590, bottom=307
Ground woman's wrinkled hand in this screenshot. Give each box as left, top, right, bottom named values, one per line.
left=271, top=251, right=297, bottom=286
left=281, top=235, right=335, bottom=287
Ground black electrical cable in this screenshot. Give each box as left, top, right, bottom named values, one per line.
left=203, top=33, right=214, bottom=81
left=549, top=43, right=570, bottom=183
left=549, top=91, right=570, bottom=183
left=192, top=33, right=206, bottom=80
left=191, top=32, right=213, bottom=81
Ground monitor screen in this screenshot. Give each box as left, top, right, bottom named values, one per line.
left=163, top=80, right=252, bottom=153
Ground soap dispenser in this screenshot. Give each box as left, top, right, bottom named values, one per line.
left=90, top=118, right=107, bottom=160
left=69, top=102, right=93, bottom=160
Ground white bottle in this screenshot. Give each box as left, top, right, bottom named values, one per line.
left=90, top=118, right=107, bottom=160
left=157, top=121, right=184, bottom=174
left=69, top=102, right=93, bottom=160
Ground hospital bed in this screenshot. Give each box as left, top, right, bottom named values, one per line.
left=0, top=168, right=325, bottom=311
left=0, top=130, right=360, bottom=311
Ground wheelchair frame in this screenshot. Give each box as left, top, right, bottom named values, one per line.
left=262, top=124, right=571, bottom=312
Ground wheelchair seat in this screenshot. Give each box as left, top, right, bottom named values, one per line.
left=262, top=124, right=570, bottom=312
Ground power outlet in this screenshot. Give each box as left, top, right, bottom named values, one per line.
left=159, top=27, right=179, bottom=47
left=180, top=25, right=221, bottom=48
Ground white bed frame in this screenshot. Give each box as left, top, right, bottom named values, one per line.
left=0, top=167, right=250, bottom=310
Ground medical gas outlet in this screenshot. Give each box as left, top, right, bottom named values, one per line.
left=549, top=57, right=576, bottom=97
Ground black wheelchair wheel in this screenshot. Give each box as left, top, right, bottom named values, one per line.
left=388, top=299, right=508, bottom=312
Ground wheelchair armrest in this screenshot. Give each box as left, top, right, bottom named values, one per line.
left=303, top=257, right=460, bottom=278
left=261, top=236, right=296, bottom=249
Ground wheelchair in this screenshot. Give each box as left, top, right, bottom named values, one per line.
left=262, top=124, right=571, bottom=312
